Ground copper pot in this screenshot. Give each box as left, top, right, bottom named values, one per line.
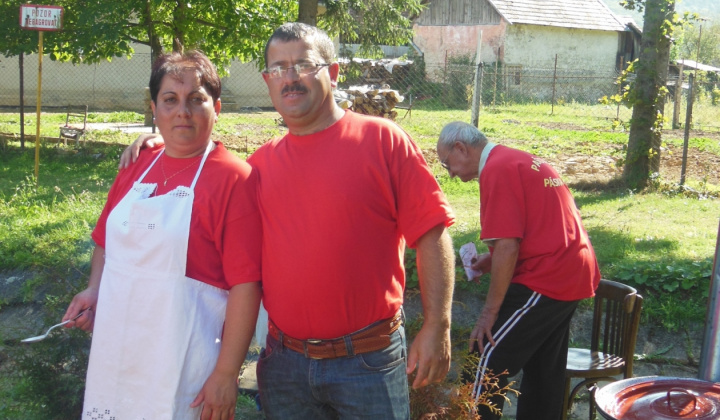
left=594, top=376, right=720, bottom=419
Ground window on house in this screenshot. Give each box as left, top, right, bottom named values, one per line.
left=507, top=65, right=522, bottom=85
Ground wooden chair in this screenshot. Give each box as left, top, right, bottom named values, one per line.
left=58, top=105, right=88, bottom=146
left=562, top=279, right=643, bottom=420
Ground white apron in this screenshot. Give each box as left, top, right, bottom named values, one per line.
left=83, top=142, right=228, bottom=420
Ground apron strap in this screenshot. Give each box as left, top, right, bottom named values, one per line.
left=137, top=149, right=165, bottom=183
left=136, top=141, right=214, bottom=188
left=190, top=141, right=214, bottom=190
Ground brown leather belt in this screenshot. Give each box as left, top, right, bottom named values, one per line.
left=267, top=310, right=403, bottom=360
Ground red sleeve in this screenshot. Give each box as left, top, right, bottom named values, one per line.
left=392, top=128, right=455, bottom=248
left=221, top=166, right=262, bottom=287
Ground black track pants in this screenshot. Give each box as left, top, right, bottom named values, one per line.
left=467, top=283, right=580, bottom=420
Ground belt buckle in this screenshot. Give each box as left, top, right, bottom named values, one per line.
left=304, top=338, right=324, bottom=359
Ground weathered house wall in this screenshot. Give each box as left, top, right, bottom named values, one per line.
left=504, top=24, right=619, bottom=72
left=413, top=0, right=504, bottom=67
left=411, top=0, right=628, bottom=102
left=413, top=23, right=507, bottom=68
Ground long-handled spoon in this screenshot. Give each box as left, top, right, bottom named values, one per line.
left=21, top=309, right=88, bottom=343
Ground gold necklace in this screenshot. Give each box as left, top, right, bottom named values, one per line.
left=160, top=154, right=202, bottom=187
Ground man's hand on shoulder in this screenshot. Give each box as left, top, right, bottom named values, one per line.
left=119, top=133, right=164, bottom=169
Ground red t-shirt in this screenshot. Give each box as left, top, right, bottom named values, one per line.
left=479, top=145, right=599, bottom=301
left=248, top=110, right=455, bottom=339
left=92, top=142, right=262, bottom=290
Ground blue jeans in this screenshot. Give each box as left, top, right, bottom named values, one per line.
left=257, top=326, right=410, bottom=420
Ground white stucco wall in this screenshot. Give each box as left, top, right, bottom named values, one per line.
left=0, top=43, right=272, bottom=111
left=501, top=24, right=620, bottom=102
left=504, top=24, right=619, bottom=73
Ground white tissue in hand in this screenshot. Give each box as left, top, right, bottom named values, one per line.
left=459, top=242, right=483, bottom=280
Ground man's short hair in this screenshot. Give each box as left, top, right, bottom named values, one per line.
left=264, top=23, right=335, bottom=66
left=439, top=121, right=488, bottom=147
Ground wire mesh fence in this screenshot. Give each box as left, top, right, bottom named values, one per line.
left=1, top=49, right=719, bottom=138
left=336, top=56, right=720, bottom=134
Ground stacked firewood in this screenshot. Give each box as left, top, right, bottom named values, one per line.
left=335, top=85, right=405, bottom=120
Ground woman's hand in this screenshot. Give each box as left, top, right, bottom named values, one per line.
left=63, top=245, right=104, bottom=332
left=191, top=370, right=238, bottom=420
left=119, top=133, right=164, bottom=169
left=62, top=287, right=98, bottom=332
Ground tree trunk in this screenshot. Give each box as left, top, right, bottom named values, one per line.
left=143, top=1, right=164, bottom=64
left=172, top=1, right=186, bottom=53
left=298, top=0, right=318, bottom=25
left=623, top=0, right=674, bottom=188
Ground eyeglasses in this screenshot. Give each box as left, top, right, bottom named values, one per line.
left=263, top=62, right=330, bottom=79
left=439, top=148, right=453, bottom=170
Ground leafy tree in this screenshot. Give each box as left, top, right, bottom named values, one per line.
left=318, top=0, right=425, bottom=57
left=675, top=20, right=720, bottom=67
left=0, top=0, right=295, bottom=73
left=620, top=0, right=677, bottom=188
left=0, top=1, right=38, bottom=57
left=2, top=0, right=424, bottom=69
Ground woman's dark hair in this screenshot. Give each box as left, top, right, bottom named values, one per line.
left=149, top=50, right=221, bottom=103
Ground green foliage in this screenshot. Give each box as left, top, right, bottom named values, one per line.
left=0, top=0, right=38, bottom=56
left=0, top=0, right=294, bottom=75
left=609, top=259, right=712, bottom=294
left=2, top=0, right=427, bottom=77
left=394, top=48, right=428, bottom=95
left=712, top=87, right=720, bottom=105
left=322, top=0, right=423, bottom=55
left=674, top=20, right=720, bottom=68
left=445, top=54, right=475, bottom=109
left=9, top=331, right=89, bottom=419
left=404, top=248, right=420, bottom=290
left=599, top=60, right=639, bottom=109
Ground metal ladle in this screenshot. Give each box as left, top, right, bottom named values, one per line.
left=21, top=308, right=88, bottom=343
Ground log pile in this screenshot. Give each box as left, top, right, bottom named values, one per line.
left=335, top=85, right=405, bottom=121
left=337, top=57, right=413, bottom=86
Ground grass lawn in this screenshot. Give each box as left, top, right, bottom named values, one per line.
left=1, top=103, right=719, bottom=418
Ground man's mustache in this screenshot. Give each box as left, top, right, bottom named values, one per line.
left=282, top=84, right=308, bottom=95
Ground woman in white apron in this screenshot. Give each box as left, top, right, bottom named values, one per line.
left=63, top=50, right=262, bottom=420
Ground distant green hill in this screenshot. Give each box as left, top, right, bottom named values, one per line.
left=603, top=0, right=720, bottom=27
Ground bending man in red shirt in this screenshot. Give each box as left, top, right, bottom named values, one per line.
left=437, top=121, right=600, bottom=420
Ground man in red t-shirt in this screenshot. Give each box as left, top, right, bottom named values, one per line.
left=437, top=121, right=600, bottom=420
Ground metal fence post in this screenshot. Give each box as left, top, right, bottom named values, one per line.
left=493, top=48, right=499, bottom=107
left=471, top=31, right=483, bottom=128
left=672, top=63, right=684, bottom=129
left=551, top=54, right=558, bottom=115
left=680, top=73, right=694, bottom=185
left=699, top=220, right=720, bottom=382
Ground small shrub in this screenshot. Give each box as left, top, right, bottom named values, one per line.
left=409, top=351, right=518, bottom=419
left=711, top=87, right=720, bottom=106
